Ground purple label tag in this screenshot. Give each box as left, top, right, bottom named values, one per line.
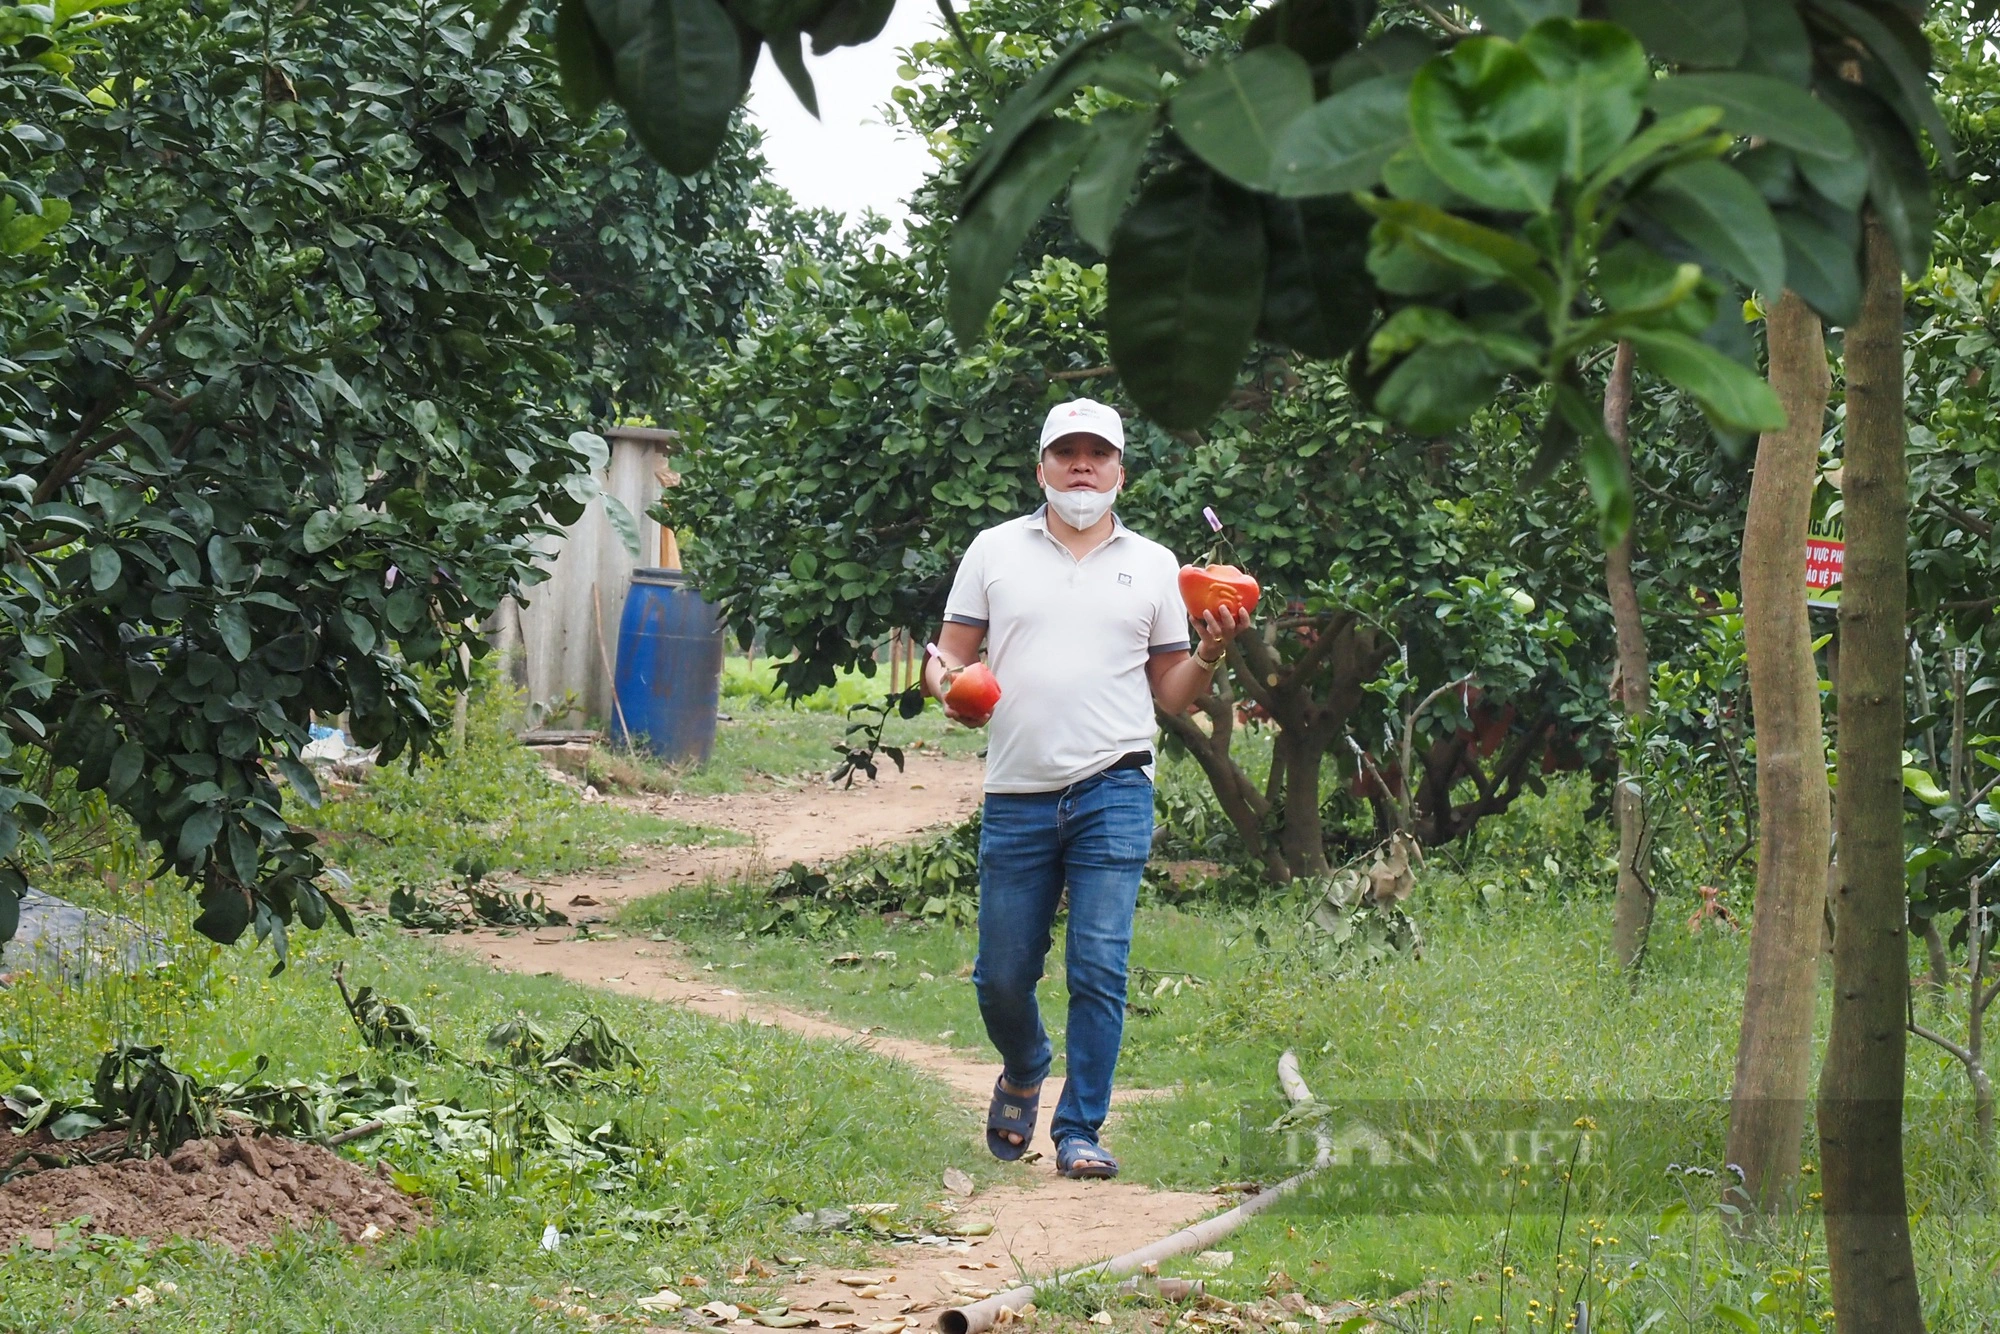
left=1202, top=506, right=1222, bottom=532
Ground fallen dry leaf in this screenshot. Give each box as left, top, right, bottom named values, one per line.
left=530, top=1296, right=594, bottom=1320
left=754, top=1316, right=816, bottom=1327
left=700, top=1302, right=742, bottom=1320
left=837, top=1275, right=892, bottom=1288
left=638, top=1290, right=686, bottom=1312
left=815, top=1302, right=856, bottom=1314
left=861, top=1320, right=907, bottom=1334
left=942, top=1167, right=975, bottom=1197
left=1091, top=1313, right=1114, bottom=1326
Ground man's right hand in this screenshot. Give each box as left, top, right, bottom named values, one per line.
left=927, top=622, right=989, bottom=723
left=931, top=660, right=979, bottom=724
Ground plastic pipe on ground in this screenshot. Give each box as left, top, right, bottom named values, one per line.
left=936, top=1051, right=1326, bottom=1334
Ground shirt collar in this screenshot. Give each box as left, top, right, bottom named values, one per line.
left=1028, top=503, right=1129, bottom=539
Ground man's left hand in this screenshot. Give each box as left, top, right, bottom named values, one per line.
left=1195, top=605, right=1251, bottom=661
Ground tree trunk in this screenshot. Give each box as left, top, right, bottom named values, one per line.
left=1603, top=341, right=1654, bottom=968
left=1274, top=727, right=1331, bottom=877
left=1155, top=673, right=1291, bottom=884
left=1726, top=291, right=1833, bottom=1216
left=1817, top=219, right=1925, bottom=1332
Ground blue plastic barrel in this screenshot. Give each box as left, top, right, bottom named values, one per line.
left=613, top=568, right=725, bottom=765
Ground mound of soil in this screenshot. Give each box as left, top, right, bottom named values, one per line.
left=0, top=1133, right=424, bottom=1252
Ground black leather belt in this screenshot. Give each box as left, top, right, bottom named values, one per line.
left=1102, top=750, right=1153, bottom=773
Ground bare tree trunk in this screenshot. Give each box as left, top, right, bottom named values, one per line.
left=1726, top=291, right=1833, bottom=1216
left=1603, top=342, right=1654, bottom=968
left=1817, top=218, right=1925, bottom=1333
left=1155, top=671, right=1291, bottom=884
left=1274, top=728, right=1332, bottom=877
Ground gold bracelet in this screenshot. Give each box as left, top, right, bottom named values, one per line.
left=1195, top=645, right=1223, bottom=669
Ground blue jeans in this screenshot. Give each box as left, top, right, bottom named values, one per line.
left=973, top=768, right=1153, bottom=1148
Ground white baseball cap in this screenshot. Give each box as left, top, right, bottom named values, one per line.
left=1039, top=398, right=1124, bottom=453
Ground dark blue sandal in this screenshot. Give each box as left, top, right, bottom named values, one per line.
left=1056, top=1138, right=1119, bottom=1179
left=986, top=1077, right=1042, bottom=1161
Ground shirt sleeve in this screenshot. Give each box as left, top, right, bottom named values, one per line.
left=1148, top=547, right=1191, bottom=654
left=941, top=532, right=990, bottom=628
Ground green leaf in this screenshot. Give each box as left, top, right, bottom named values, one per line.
left=1822, top=81, right=1932, bottom=276
left=1624, top=328, right=1786, bottom=433
left=1106, top=167, right=1267, bottom=431
left=1368, top=308, right=1539, bottom=432
left=571, top=430, right=611, bottom=470
left=1375, top=343, right=1510, bottom=433
left=1171, top=46, right=1315, bottom=190
left=806, top=0, right=893, bottom=54
left=192, top=879, right=252, bottom=944
left=107, top=742, right=144, bottom=798
left=555, top=0, right=615, bottom=118
left=276, top=755, right=322, bottom=809
left=1069, top=108, right=1157, bottom=253
left=1555, top=383, right=1631, bottom=546
left=1408, top=37, right=1566, bottom=213
left=1577, top=105, right=1723, bottom=205
left=475, top=0, right=532, bottom=58
left=948, top=120, right=1091, bottom=343
left=960, top=20, right=1184, bottom=212
left=177, top=806, right=225, bottom=865
left=1597, top=239, right=1695, bottom=309
left=1323, top=31, right=1435, bottom=94
left=585, top=0, right=743, bottom=176
left=1710, top=1305, right=1760, bottom=1334
left=603, top=494, right=643, bottom=559
left=1797, top=136, right=1869, bottom=211
left=1258, top=196, right=1376, bottom=359
left=88, top=544, right=121, bottom=591
left=1629, top=159, right=1784, bottom=296
left=217, top=604, right=253, bottom=662
left=0, top=879, right=17, bottom=947
left=1601, top=0, right=1745, bottom=69
left=766, top=27, right=817, bottom=118
left=1272, top=74, right=1411, bottom=198
left=1243, top=0, right=1373, bottom=65
left=1359, top=196, right=1546, bottom=285
left=1520, top=20, right=1650, bottom=180
left=1773, top=207, right=1860, bottom=326
left=1737, top=2, right=1811, bottom=85
left=301, top=510, right=345, bottom=554
left=1810, top=0, right=1953, bottom=176
left=206, top=534, right=246, bottom=584
left=1463, top=0, right=1576, bottom=40
left=1645, top=74, right=1856, bottom=161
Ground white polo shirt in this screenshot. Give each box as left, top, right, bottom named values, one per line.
left=942, top=508, right=1190, bottom=793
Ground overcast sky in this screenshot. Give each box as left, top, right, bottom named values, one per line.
left=743, top=4, right=945, bottom=243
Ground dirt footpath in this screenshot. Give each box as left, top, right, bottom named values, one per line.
left=546, top=749, right=986, bottom=909
left=453, top=754, right=1219, bottom=1322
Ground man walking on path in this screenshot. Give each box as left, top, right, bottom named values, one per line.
left=924, top=399, right=1249, bottom=1179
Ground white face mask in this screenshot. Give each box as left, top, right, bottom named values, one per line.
left=1043, top=482, right=1119, bottom=530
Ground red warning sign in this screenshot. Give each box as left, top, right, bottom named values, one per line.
left=1806, top=512, right=1844, bottom=609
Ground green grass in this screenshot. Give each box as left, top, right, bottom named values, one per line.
left=576, top=682, right=988, bottom=799
left=0, top=900, right=993, bottom=1332
left=615, top=771, right=2000, bottom=1332
left=301, top=690, right=714, bottom=901
left=0, top=680, right=993, bottom=1333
